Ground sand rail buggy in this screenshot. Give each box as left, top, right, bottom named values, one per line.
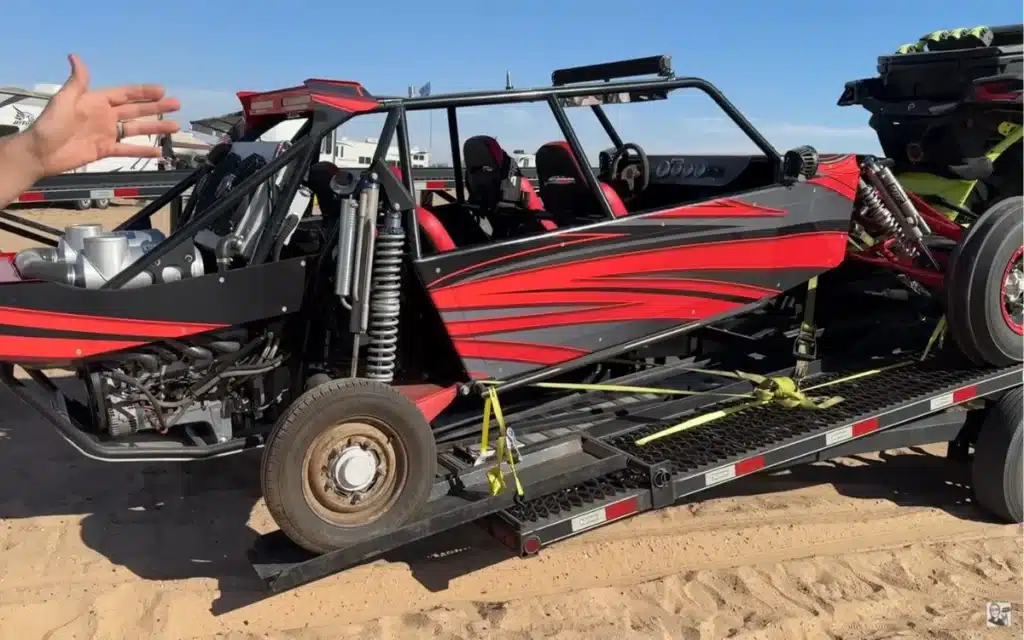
left=0, top=55, right=1020, bottom=556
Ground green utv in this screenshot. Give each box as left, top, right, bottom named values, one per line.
left=839, top=24, right=1023, bottom=224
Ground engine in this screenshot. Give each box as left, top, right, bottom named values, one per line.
left=84, top=331, right=288, bottom=442
left=13, top=223, right=205, bottom=289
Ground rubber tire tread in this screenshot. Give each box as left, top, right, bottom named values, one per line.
left=261, top=378, right=437, bottom=555
left=945, top=196, right=1024, bottom=366
left=971, top=386, right=1023, bottom=523
left=944, top=197, right=1007, bottom=362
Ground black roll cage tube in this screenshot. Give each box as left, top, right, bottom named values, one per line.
left=96, top=74, right=781, bottom=288
left=390, top=75, right=782, bottom=229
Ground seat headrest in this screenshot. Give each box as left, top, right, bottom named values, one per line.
left=536, top=141, right=585, bottom=185
left=464, top=135, right=506, bottom=170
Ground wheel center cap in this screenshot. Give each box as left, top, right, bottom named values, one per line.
left=330, top=446, right=378, bottom=492
left=1005, top=268, right=1023, bottom=303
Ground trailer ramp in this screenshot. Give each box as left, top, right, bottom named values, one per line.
left=250, top=355, right=1022, bottom=593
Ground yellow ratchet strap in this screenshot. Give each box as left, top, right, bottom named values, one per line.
left=474, top=311, right=944, bottom=493
left=794, top=276, right=819, bottom=379
left=478, top=386, right=523, bottom=497
left=633, top=360, right=916, bottom=446
left=922, top=315, right=947, bottom=360
left=633, top=369, right=844, bottom=446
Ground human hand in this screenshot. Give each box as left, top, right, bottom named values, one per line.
left=24, top=54, right=182, bottom=178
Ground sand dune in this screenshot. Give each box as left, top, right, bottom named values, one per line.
left=0, top=204, right=1019, bottom=639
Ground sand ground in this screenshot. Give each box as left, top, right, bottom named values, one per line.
left=0, top=203, right=1020, bottom=640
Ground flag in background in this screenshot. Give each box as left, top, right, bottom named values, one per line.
left=418, top=82, right=432, bottom=97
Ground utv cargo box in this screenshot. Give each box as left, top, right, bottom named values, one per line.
left=843, top=24, right=1022, bottom=105
left=839, top=24, right=1022, bottom=208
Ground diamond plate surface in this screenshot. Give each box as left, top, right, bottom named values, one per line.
left=504, top=469, right=646, bottom=523
left=605, top=357, right=995, bottom=475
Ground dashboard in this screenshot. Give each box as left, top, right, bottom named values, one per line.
left=647, top=154, right=761, bottom=187
left=599, top=148, right=771, bottom=189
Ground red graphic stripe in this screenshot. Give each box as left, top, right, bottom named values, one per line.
left=585, top=275, right=778, bottom=297
left=0, top=335, right=144, bottom=361
left=649, top=198, right=787, bottom=219
left=809, top=155, right=859, bottom=201
left=452, top=338, right=589, bottom=364
left=447, top=296, right=741, bottom=338
left=431, top=232, right=848, bottom=305
left=429, top=232, right=623, bottom=288
left=0, top=306, right=226, bottom=338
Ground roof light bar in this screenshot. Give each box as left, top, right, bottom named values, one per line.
left=551, top=55, right=674, bottom=87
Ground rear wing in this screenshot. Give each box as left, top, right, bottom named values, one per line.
left=235, top=79, right=379, bottom=129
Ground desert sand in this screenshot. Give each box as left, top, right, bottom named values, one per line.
left=0, top=203, right=1020, bottom=640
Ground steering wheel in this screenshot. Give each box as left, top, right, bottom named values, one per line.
left=608, top=143, right=651, bottom=201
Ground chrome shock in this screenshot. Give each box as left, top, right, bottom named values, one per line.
left=856, top=178, right=918, bottom=259
left=860, top=157, right=939, bottom=268
left=365, top=204, right=405, bottom=382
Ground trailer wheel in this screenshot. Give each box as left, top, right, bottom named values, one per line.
left=93, top=198, right=110, bottom=210
left=72, top=198, right=92, bottom=211
left=261, top=378, right=436, bottom=554
left=945, top=196, right=1023, bottom=367
left=971, top=387, right=1023, bottom=524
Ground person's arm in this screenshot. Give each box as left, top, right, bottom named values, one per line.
left=0, top=54, right=179, bottom=211
left=0, top=132, right=46, bottom=210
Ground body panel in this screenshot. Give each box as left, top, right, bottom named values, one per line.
left=416, top=155, right=859, bottom=380
left=0, top=257, right=307, bottom=363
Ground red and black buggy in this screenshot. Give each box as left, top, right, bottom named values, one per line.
left=0, top=55, right=1019, bottom=590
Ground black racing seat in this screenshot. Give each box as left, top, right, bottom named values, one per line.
left=535, top=141, right=628, bottom=222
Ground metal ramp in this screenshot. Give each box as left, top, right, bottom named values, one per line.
left=249, top=354, right=1023, bottom=593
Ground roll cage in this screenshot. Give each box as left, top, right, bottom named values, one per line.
left=99, top=55, right=789, bottom=287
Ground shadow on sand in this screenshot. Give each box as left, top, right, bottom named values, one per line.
left=0, top=380, right=1001, bottom=615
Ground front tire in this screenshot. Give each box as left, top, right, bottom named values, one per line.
left=261, top=378, right=436, bottom=554
left=945, top=196, right=1023, bottom=366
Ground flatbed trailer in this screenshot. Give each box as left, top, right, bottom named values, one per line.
left=248, top=337, right=1023, bottom=594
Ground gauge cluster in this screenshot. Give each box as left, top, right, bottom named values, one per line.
left=648, top=155, right=754, bottom=185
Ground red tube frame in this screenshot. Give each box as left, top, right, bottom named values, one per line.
left=847, top=187, right=964, bottom=292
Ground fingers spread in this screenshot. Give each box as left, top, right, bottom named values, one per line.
left=116, top=97, right=181, bottom=120
left=104, top=143, right=164, bottom=158
left=101, top=84, right=167, bottom=106
left=121, top=118, right=181, bottom=138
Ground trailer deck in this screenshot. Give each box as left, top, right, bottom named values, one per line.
left=249, top=345, right=1022, bottom=594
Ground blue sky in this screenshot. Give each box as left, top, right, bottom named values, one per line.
left=3, top=1, right=1020, bottom=163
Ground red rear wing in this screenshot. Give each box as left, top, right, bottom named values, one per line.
left=236, top=79, right=379, bottom=127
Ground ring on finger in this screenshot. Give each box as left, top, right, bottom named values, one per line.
left=115, top=121, right=125, bottom=141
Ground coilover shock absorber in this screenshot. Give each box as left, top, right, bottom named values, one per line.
left=856, top=178, right=918, bottom=258
left=365, top=203, right=405, bottom=382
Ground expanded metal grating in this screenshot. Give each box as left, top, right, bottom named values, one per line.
left=504, top=468, right=647, bottom=523
left=604, top=356, right=998, bottom=475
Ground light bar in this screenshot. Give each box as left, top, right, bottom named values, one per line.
left=552, top=55, right=673, bottom=87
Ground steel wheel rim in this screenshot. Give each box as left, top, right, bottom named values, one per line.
left=300, top=420, right=407, bottom=527
left=1001, top=246, right=1024, bottom=335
